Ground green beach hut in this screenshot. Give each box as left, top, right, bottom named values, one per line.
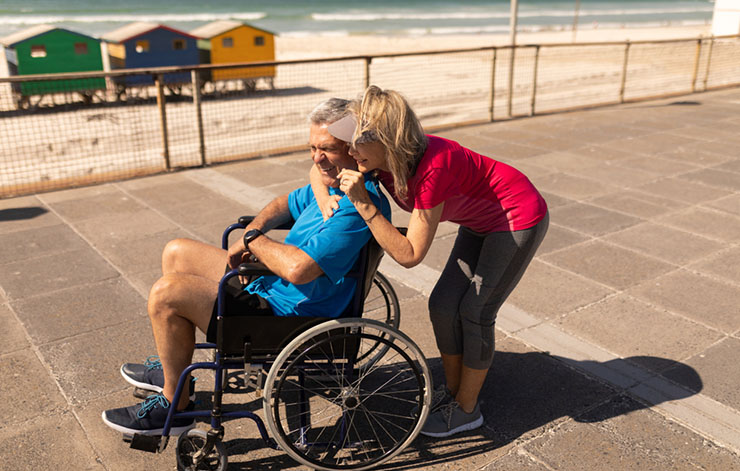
left=0, top=24, right=105, bottom=103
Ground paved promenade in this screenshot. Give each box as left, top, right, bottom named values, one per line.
left=1, top=87, right=739, bottom=470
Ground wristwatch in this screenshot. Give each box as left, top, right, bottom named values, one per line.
left=243, top=228, right=263, bottom=249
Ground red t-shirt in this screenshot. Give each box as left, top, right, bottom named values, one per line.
left=378, top=135, right=547, bottom=233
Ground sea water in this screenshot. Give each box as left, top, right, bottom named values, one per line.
left=0, top=0, right=715, bottom=40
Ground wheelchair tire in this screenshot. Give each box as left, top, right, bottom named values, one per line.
left=354, top=272, right=402, bottom=370
left=263, top=318, right=432, bottom=471
left=176, top=429, right=227, bottom=471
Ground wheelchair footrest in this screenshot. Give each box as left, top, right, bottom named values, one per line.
left=129, top=433, right=163, bottom=453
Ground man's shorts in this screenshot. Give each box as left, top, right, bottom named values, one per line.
left=206, top=273, right=273, bottom=343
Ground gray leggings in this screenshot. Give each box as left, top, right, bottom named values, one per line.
left=428, top=212, right=549, bottom=370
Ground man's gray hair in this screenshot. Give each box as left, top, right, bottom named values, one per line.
left=308, top=98, right=350, bottom=125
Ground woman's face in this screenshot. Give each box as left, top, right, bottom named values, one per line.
left=348, top=141, right=388, bottom=173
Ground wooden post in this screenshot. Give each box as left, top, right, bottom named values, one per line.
left=155, top=74, right=171, bottom=170
left=191, top=69, right=206, bottom=166
left=691, top=38, right=703, bottom=93
left=489, top=47, right=497, bottom=122
left=530, top=45, right=540, bottom=116
left=703, top=36, right=715, bottom=91
left=508, top=0, right=519, bottom=117
left=364, top=57, right=371, bottom=89
left=619, top=41, right=631, bottom=103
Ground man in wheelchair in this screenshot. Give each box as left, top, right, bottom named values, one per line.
left=102, top=98, right=391, bottom=437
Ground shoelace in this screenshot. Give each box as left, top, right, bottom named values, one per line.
left=440, top=401, right=461, bottom=428
left=144, top=355, right=162, bottom=370
left=137, top=394, right=170, bottom=419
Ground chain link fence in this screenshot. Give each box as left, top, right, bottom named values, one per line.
left=1, top=34, right=738, bottom=198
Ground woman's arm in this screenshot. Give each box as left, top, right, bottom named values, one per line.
left=310, top=165, right=342, bottom=220
left=338, top=169, right=443, bottom=268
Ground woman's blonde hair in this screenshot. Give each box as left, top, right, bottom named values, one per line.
left=349, top=85, right=427, bottom=200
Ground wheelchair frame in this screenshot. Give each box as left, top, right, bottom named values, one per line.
left=128, top=216, right=432, bottom=471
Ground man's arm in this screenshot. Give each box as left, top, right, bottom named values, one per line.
left=227, top=193, right=324, bottom=285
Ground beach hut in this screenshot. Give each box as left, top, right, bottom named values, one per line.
left=0, top=24, right=105, bottom=104
left=101, top=22, right=199, bottom=88
left=190, top=20, right=276, bottom=89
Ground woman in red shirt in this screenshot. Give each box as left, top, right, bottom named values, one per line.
left=312, top=85, right=549, bottom=437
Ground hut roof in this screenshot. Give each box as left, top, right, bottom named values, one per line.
left=0, top=24, right=96, bottom=47
left=101, top=21, right=197, bottom=43
left=190, top=20, right=276, bottom=39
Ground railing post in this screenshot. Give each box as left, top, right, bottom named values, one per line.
left=191, top=69, right=206, bottom=166
left=691, top=38, right=703, bottom=93
left=703, top=36, right=715, bottom=91
left=530, top=45, right=540, bottom=116
left=489, top=47, right=497, bottom=122
left=364, top=57, right=372, bottom=89
left=619, top=41, right=631, bottom=103
left=507, top=45, right=516, bottom=117
left=155, top=74, right=171, bottom=170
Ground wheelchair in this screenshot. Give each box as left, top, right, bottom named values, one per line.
left=127, top=216, right=433, bottom=471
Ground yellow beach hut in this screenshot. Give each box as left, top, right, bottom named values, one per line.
left=191, top=20, right=275, bottom=89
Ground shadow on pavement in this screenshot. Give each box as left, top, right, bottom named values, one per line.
left=0, top=206, right=48, bottom=221
left=381, top=351, right=701, bottom=470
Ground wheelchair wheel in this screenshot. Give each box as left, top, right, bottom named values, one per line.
left=355, top=272, right=401, bottom=369
left=176, top=429, right=227, bottom=471
left=363, top=272, right=400, bottom=329
left=263, top=319, right=432, bottom=471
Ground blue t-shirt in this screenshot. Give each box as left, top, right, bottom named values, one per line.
left=245, top=176, right=391, bottom=318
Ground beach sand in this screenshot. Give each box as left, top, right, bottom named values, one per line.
left=3, top=23, right=737, bottom=196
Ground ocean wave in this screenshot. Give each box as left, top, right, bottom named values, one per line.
left=0, top=12, right=266, bottom=26
left=312, top=7, right=714, bottom=22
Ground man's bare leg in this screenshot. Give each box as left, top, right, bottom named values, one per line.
left=161, top=238, right=228, bottom=281
left=147, top=272, right=217, bottom=410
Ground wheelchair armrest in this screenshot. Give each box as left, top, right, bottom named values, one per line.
left=238, top=262, right=276, bottom=277
left=238, top=215, right=294, bottom=231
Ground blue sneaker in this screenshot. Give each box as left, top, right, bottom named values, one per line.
left=121, top=356, right=195, bottom=401
left=102, top=394, right=195, bottom=436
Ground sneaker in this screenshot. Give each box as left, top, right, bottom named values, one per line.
left=414, top=384, right=454, bottom=416
left=121, top=356, right=195, bottom=401
left=420, top=401, right=483, bottom=438
left=102, top=394, right=195, bottom=436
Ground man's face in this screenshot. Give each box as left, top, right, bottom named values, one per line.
left=309, top=123, right=357, bottom=188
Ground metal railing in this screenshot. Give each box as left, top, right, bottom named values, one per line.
left=1, top=34, right=738, bottom=198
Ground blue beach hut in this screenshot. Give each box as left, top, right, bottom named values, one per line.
left=101, top=22, right=199, bottom=88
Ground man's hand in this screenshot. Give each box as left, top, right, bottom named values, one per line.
left=227, top=238, right=249, bottom=269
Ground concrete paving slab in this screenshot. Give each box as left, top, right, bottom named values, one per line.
left=555, top=294, right=723, bottom=371
left=96, top=229, right=191, bottom=275
left=549, top=202, right=642, bottom=236
left=38, top=317, right=156, bottom=405
left=213, top=158, right=312, bottom=188
left=664, top=337, right=740, bottom=411
left=0, top=249, right=119, bottom=301
left=535, top=223, right=591, bottom=255
left=44, top=188, right=148, bottom=222
left=704, top=193, right=740, bottom=217
left=602, top=222, right=725, bottom=265
left=678, top=168, right=740, bottom=191
left=589, top=189, right=689, bottom=218
left=539, top=191, right=574, bottom=210
left=0, top=223, right=89, bottom=265
left=0, top=410, right=104, bottom=471
left=534, top=172, right=621, bottom=200
left=628, top=269, right=740, bottom=333
left=0, top=348, right=67, bottom=426
left=658, top=206, right=740, bottom=243
left=636, top=177, right=731, bottom=205
left=600, top=132, right=702, bottom=157
left=690, top=246, right=740, bottom=285
left=715, top=158, right=740, bottom=174
left=522, top=151, right=599, bottom=173
left=12, top=278, right=146, bottom=344
left=656, top=145, right=735, bottom=167
left=567, top=160, right=660, bottom=187
left=480, top=450, right=551, bottom=470
left=542, top=240, right=675, bottom=290
left=614, top=155, right=699, bottom=178
left=0, top=303, right=29, bottom=354
left=71, top=208, right=181, bottom=248
left=526, top=395, right=740, bottom=471
left=505, top=260, right=615, bottom=320
left=568, top=144, right=639, bottom=162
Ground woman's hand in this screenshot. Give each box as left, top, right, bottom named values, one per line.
left=337, top=169, right=371, bottom=205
